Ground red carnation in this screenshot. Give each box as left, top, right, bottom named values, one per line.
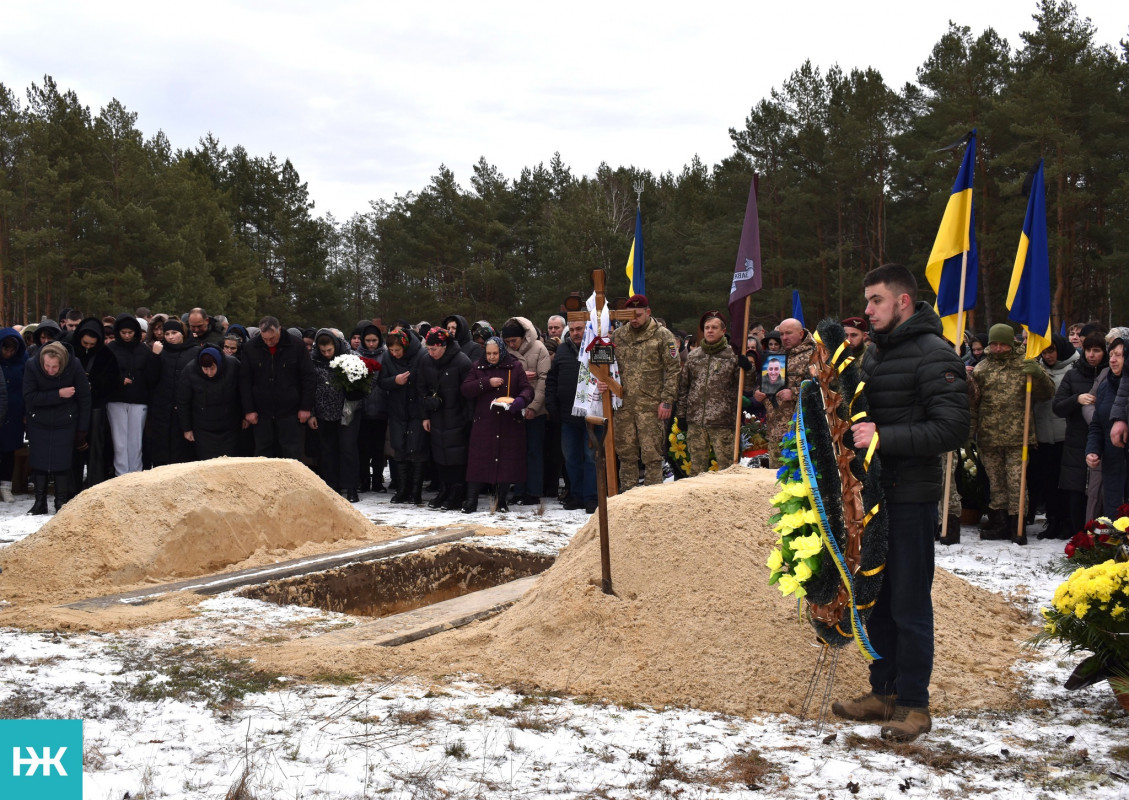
left=360, top=356, right=381, bottom=373
left=1067, top=531, right=1095, bottom=551
left=1065, top=542, right=1076, bottom=558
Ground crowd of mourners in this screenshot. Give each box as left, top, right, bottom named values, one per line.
left=1, top=302, right=1124, bottom=549
left=0, top=301, right=702, bottom=518
left=743, top=315, right=1129, bottom=547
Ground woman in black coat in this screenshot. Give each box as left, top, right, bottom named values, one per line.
left=1086, top=338, right=1127, bottom=518
left=149, top=319, right=200, bottom=467
left=309, top=329, right=363, bottom=502
left=420, top=328, right=473, bottom=510
left=71, top=317, right=120, bottom=489
left=0, top=328, right=28, bottom=504
left=178, top=347, right=244, bottom=460
left=23, top=341, right=91, bottom=514
left=378, top=329, right=430, bottom=505
left=356, top=324, right=388, bottom=493
left=1053, top=331, right=1108, bottom=535
left=460, top=337, right=534, bottom=513
left=106, top=313, right=159, bottom=475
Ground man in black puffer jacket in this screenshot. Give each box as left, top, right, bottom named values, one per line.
left=832, top=264, right=969, bottom=743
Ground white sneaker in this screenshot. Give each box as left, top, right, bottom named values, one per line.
left=0, top=485, right=14, bottom=503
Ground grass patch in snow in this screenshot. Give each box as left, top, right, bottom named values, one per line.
left=113, top=643, right=280, bottom=709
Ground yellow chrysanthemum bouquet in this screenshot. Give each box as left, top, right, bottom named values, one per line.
left=1033, top=555, right=1129, bottom=698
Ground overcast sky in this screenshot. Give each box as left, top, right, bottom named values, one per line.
left=2, top=1, right=1125, bottom=221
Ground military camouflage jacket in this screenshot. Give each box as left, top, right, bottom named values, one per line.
left=970, top=349, right=1054, bottom=447
left=612, top=317, right=681, bottom=407
left=677, top=341, right=747, bottom=428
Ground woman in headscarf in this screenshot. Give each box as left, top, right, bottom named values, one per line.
left=309, top=329, right=363, bottom=502
left=71, top=317, right=120, bottom=489
left=419, top=328, right=473, bottom=510
left=149, top=319, right=200, bottom=467
left=378, top=328, right=431, bottom=505
left=23, top=341, right=91, bottom=514
left=460, top=336, right=533, bottom=513
left=178, top=347, right=244, bottom=460
left=355, top=323, right=388, bottom=493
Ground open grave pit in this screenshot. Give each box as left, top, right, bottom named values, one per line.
left=237, top=543, right=554, bottom=619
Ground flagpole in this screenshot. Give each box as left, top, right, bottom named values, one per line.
left=733, top=295, right=751, bottom=462
left=940, top=250, right=969, bottom=542
left=1017, top=376, right=1033, bottom=541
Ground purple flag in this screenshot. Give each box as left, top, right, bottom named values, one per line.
left=728, top=174, right=763, bottom=354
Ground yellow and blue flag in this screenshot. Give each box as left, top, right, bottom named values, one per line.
left=1007, top=159, right=1052, bottom=360
left=925, top=131, right=978, bottom=345
left=625, top=207, right=645, bottom=297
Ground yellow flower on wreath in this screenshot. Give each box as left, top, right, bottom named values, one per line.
left=777, top=574, right=804, bottom=598
left=1114, top=516, right=1129, bottom=532
left=791, top=533, right=823, bottom=560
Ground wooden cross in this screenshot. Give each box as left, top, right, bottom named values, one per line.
left=564, top=269, right=633, bottom=496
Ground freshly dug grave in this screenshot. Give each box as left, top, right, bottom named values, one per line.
left=255, top=466, right=1030, bottom=717
left=0, top=458, right=410, bottom=629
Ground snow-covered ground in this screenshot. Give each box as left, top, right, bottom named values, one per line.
left=1, top=475, right=1127, bottom=800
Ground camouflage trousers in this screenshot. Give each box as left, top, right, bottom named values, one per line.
left=686, top=424, right=736, bottom=475
left=979, top=444, right=1023, bottom=514
left=614, top=405, right=666, bottom=487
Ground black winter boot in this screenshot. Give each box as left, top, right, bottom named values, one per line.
left=52, top=472, right=71, bottom=512
left=443, top=484, right=465, bottom=511
left=979, top=508, right=1008, bottom=540
left=1009, top=514, right=1027, bottom=546
left=390, top=462, right=412, bottom=503
left=28, top=472, right=49, bottom=516
left=410, top=465, right=426, bottom=506
left=494, top=483, right=511, bottom=513
left=427, top=484, right=451, bottom=509
left=939, top=514, right=961, bottom=545
left=461, top=483, right=480, bottom=514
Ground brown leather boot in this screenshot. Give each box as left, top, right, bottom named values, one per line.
left=830, top=692, right=896, bottom=722
left=880, top=705, right=932, bottom=742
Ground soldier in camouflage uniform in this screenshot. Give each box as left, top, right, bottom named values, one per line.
left=607, top=295, right=681, bottom=487
left=754, top=318, right=814, bottom=466
left=677, top=312, right=752, bottom=474
left=969, top=323, right=1054, bottom=544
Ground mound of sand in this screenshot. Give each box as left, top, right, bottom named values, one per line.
left=0, top=458, right=404, bottom=626
left=256, top=466, right=1030, bottom=717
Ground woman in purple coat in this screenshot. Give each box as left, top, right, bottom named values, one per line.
left=460, top=337, right=533, bottom=513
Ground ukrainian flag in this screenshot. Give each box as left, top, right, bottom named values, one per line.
left=625, top=207, right=645, bottom=297
left=925, top=131, right=978, bottom=345
left=1008, top=159, right=1053, bottom=360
